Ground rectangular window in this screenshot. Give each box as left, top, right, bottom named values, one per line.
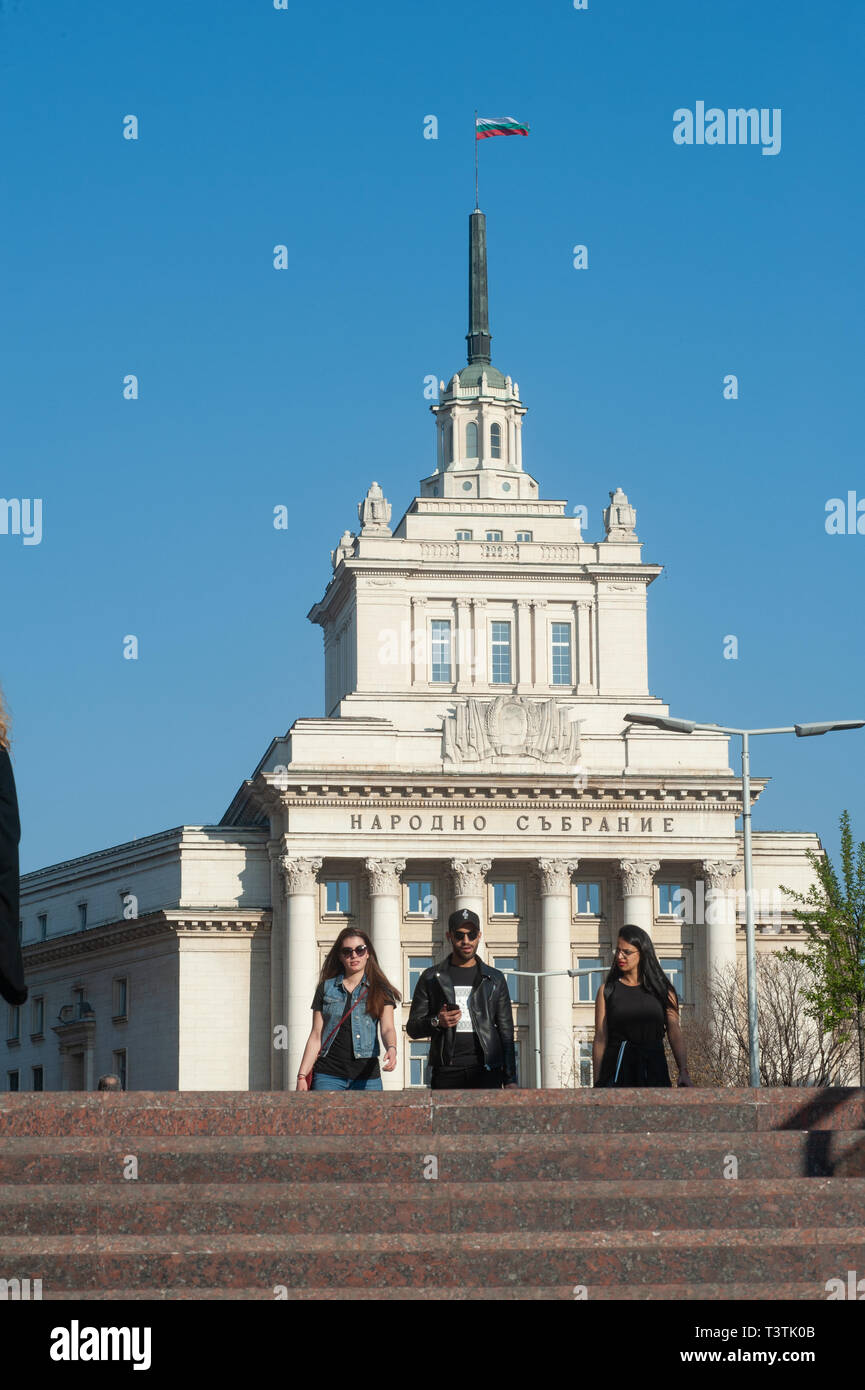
left=516, top=531, right=532, bottom=542
left=576, top=958, right=605, bottom=1003
left=578, top=1041, right=593, bottom=1088
left=408, top=1041, right=430, bottom=1088
left=456, top=530, right=472, bottom=541
left=430, top=620, right=452, bottom=683
left=7, top=1006, right=20, bottom=1042
left=660, top=957, right=685, bottom=1003
left=575, top=882, right=601, bottom=915
left=113, top=978, right=128, bottom=1018
left=30, top=996, right=44, bottom=1037
left=490, top=622, right=512, bottom=684
left=551, top=622, right=573, bottom=686
left=7, top=1071, right=19, bottom=1092
left=78, top=903, right=88, bottom=930
left=38, top=913, right=47, bottom=941
left=408, top=956, right=433, bottom=996
left=492, top=882, right=517, bottom=915
left=658, top=884, right=686, bottom=917
left=493, top=956, right=521, bottom=1004
left=407, top=883, right=433, bottom=915
left=32, top=1066, right=44, bottom=1092
left=325, top=880, right=351, bottom=913
left=113, top=1049, right=127, bottom=1090
left=485, top=530, right=503, bottom=542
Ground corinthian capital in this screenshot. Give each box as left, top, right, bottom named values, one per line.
left=618, top=859, right=660, bottom=897
left=701, top=860, right=741, bottom=889
left=280, top=855, right=323, bottom=897
left=450, top=858, right=491, bottom=898
left=364, top=857, right=406, bottom=896
left=535, top=858, right=579, bottom=897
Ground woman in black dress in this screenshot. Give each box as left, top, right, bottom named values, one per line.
left=593, top=924, right=691, bottom=1087
left=0, top=687, right=27, bottom=1007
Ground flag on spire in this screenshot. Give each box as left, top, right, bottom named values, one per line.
left=475, top=116, right=530, bottom=140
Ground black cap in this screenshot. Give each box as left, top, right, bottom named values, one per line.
left=448, top=907, right=480, bottom=933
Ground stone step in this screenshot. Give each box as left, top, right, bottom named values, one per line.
left=4, top=1178, right=864, bottom=1235
left=36, top=1282, right=831, bottom=1301
left=2, top=1229, right=862, bottom=1290
left=1, top=1088, right=863, bottom=1137
left=1, top=1131, right=861, bottom=1183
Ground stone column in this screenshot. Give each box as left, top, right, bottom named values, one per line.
left=450, top=858, right=490, bottom=926
left=455, top=598, right=472, bottom=690
left=365, top=858, right=406, bottom=1091
left=280, top=855, right=322, bottom=1089
left=516, top=599, right=533, bottom=690
left=267, top=836, right=286, bottom=1088
left=576, top=601, right=593, bottom=691
left=410, top=597, right=426, bottom=686
left=531, top=600, right=548, bottom=688
left=702, top=860, right=741, bottom=987
left=618, top=859, right=660, bottom=936
left=471, top=599, right=487, bottom=689
left=536, top=858, right=579, bottom=1089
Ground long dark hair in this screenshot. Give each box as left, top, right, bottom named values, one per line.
left=319, top=926, right=402, bottom=1020
left=0, top=684, right=10, bottom=750
left=603, top=924, right=678, bottom=1015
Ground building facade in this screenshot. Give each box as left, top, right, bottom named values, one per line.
left=8, top=211, right=821, bottom=1091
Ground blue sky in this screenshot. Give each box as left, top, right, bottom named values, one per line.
left=1, top=0, right=863, bottom=872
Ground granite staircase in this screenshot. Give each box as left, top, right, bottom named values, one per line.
left=1, top=1089, right=863, bottom=1300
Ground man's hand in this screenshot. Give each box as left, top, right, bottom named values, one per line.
left=677, top=1069, right=694, bottom=1088
left=437, top=1005, right=461, bottom=1027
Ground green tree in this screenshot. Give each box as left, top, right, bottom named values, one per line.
left=782, top=810, right=865, bottom=1086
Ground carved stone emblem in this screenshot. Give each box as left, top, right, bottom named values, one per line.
left=443, top=695, right=582, bottom=765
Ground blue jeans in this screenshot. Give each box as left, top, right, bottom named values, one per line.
left=311, top=1073, right=383, bottom=1092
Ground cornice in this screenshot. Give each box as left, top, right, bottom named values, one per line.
left=258, top=780, right=762, bottom=812
left=21, top=910, right=272, bottom=966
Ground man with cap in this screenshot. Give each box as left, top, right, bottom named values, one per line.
left=406, top=908, right=517, bottom=1089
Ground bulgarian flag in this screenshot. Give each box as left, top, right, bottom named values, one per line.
left=476, top=115, right=529, bottom=139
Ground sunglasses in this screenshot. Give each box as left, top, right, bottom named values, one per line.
left=451, top=928, right=479, bottom=941
left=340, top=944, right=368, bottom=958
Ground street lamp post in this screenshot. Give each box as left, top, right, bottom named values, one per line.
left=624, top=713, right=864, bottom=1087
left=504, top=966, right=601, bottom=1090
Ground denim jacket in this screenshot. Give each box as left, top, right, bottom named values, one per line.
left=318, top=973, right=380, bottom=1060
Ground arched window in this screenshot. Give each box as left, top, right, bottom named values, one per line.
left=444, top=421, right=453, bottom=464
left=490, top=422, right=502, bottom=459
left=465, top=421, right=478, bottom=458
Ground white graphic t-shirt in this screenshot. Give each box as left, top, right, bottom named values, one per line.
left=449, top=963, right=484, bottom=1064
left=453, top=982, right=474, bottom=1032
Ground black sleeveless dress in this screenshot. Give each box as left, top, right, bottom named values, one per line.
left=594, top=979, right=671, bottom=1087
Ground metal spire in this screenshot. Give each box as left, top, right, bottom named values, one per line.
left=466, top=209, right=491, bottom=365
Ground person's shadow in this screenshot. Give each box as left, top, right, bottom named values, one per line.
left=775, top=1089, right=865, bottom=1176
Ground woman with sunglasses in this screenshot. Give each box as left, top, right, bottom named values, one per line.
left=593, top=924, right=692, bottom=1087
left=296, top=927, right=401, bottom=1091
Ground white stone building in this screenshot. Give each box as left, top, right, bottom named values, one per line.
left=7, top=211, right=821, bottom=1092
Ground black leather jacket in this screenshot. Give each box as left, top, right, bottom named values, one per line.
left=407, top=955, right=517, bottom=1085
